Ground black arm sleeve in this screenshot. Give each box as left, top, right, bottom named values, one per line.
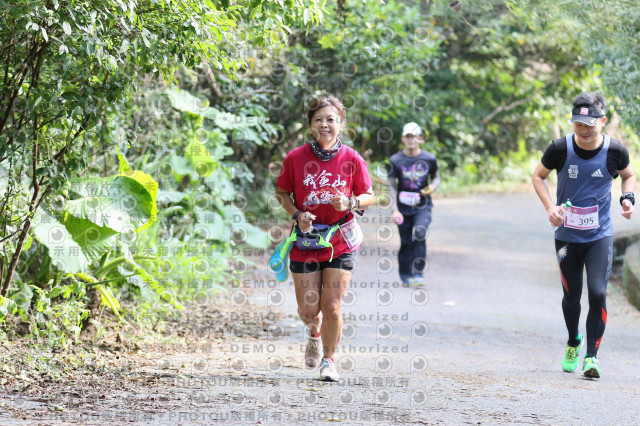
left=540, top=139, right=567, bottom=171
left=606, top=138, right=630, bottom=178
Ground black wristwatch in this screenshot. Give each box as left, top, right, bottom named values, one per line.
left=292, top=210, right=303, bottom=223
left=620, top=192, right=635, bottom=206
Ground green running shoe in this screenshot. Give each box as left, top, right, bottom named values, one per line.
left=409, top=277, right=425, bottom=287
left=583, top=356, right=601, bottom=379
left=561, top=334, right=583, bottom=372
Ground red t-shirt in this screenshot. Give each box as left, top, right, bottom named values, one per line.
left=276, top=143, right=372, bottom=262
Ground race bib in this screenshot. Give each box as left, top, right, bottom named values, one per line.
left=565, top=205, right=599, bottom=230
left=339, top=218, right=363, bottom=251
left=398, top=191, right=421, bottom=207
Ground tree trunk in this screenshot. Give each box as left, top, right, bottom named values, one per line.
left=1, top=216, right=33, bottom=296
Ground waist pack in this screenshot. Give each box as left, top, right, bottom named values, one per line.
left=399, top=191, right=421, bottom=207
left=294, top=223, right=341, bottom=261
left=294, top=212, right=353, bottom=261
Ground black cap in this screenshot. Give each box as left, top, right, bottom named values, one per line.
left=570, top=105, right=604, bottom=126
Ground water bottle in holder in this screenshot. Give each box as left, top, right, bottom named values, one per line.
left=550, top=200, right=572, bottom=231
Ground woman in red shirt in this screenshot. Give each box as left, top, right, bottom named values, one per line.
left=275, top=96, right=375, bottom=381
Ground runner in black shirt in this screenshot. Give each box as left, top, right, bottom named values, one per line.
left=386, top=122, right=440, bottom=286
left=532, top=92, right=636, bottom=379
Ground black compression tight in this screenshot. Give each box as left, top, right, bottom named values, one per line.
left=555, top=236, right=613, bottom=358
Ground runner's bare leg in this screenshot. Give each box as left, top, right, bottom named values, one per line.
left=319, top=268, right=351, bottom=358
left=293, top=271, right=323, bottom=335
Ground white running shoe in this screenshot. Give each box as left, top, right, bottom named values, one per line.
left=305, top=336, right=322, bottom=368
left=319, top=358, right=340, bottom=382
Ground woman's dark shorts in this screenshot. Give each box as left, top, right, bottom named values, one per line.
left=289, top=252, right=356, bottom=274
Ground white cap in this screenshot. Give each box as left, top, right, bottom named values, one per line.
left=402, top=122, right=422, bottom=136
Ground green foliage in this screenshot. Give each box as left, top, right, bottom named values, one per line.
left=0, top=295, right=17, bottom=320
left=508, top=0, right=640, bottom=132
left=222, top=0, right=603, bottom=188
left=119, top=87, right=271, bottom=306
left=4, top=152, right=158, bottom=325
left=31, top=296, right=89, bottom=347
left=0, top=0, right=324, bottom=340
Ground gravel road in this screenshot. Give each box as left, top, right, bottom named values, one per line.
left=2, top=191, right=639, bottom=425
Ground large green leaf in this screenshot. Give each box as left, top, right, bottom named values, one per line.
left=205, top=169, right=235, bottom=201
left=32, top=209, right=89, bottom=273
left=117, top=169, right=158, bottom=232
left=163, top=88, right=258, bottom=130
left=194, top=211, right=231, bottom=242
left=223, top=206, right=268, bottom=249
left=185, top=140, right=217, bottom=178
left=67, top=172, right=157, bottom=233
left=169, top=154, right=194, bottom=176
left=237, top=222, right=269, bottom=249
left=164, top=87, right=210, bottom=116
left=156, top=190, right=187, bottom=205
left=194, top=207, right=268, bottom=248
left=63, top=215, right=118, bottom=263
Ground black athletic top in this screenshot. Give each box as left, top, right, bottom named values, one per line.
left=541, top=134, right=630, bottom=178
left=387, top=150, right=438, bottom=212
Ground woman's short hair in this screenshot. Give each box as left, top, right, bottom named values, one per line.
left=307, top=96, right=347, bottom=124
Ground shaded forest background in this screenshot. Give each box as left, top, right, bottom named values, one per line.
left=1, top=0, right=640, bottom=343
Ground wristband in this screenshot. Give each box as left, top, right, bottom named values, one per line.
left=292, top=210, right=303, bottom=222
left=620, top=192, right=635, bottom=206
left=350, top=197, right=360, bottom=210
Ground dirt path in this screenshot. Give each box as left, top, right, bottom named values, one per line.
left=2, top=191, right=640, bottom=425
